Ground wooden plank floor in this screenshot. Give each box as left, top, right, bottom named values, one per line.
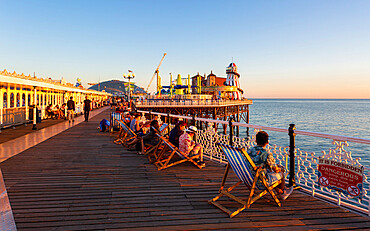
left=1, top=110, right=369, bottom=230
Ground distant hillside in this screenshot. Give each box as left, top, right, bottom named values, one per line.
left=88, top=80, right=146, bottom=95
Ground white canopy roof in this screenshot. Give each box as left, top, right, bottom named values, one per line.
left=0, top=75, right=110, bottom=96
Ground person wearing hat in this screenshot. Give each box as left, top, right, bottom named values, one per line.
left=179, top=125, right=205, bottom=167
left=123, top=112, right=131, bottom=127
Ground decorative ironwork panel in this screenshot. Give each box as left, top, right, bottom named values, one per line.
left=197, top=126, right=289, bottom=171
left=295, top=139, right=370, bottom=215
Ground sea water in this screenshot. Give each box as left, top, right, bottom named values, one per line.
left=243, top=99, right=370, bottom=166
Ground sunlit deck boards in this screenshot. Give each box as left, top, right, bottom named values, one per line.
left=0, top=110, right=369, bottom=230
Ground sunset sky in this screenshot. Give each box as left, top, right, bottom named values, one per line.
left=1, top=0, right=369, bottom=98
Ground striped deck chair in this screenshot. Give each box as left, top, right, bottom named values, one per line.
left=113, top=120, right=137, bottom=146
left=208, top=143, right=282, bottom=218
left=141, top=126, right=163, bottom=157
left=113, top=120, right=126, bottom=144
left=159, top=123, right=169, bottom=136
left=153, top=133, right=205, bottom=170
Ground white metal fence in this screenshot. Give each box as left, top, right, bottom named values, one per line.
left=1, top=107, right=28, bottom=128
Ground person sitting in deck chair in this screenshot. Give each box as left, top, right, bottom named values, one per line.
left=122, top=112, right=131, bottom=127
left=169, top=120, right=186, bottom=148
left=136, top=120, right=161, bottom=154
left=54, top=105, right=62, bottom=119
left=99, top=119, right=110, bottom=132
left=130, top=113, right=143, bottom=135
left=46, top=104, right=57, bottom=119
left=179, top=126, right=205, bottom=167
left=248, top=131, right=293, bottom=200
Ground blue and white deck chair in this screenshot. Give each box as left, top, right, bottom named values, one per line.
left=159, top=123, right=169, bottom=135
left=208, top=143, right=282, bottom=218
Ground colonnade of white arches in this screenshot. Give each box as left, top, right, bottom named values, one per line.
left=0, top=83, right=110, bottom=127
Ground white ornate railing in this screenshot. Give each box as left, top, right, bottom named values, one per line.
left=133, top=110, right=370, bottom=216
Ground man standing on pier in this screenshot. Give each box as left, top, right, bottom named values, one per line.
left=83, top=96, right=92, bottom=122
left=67, top=96, right=75, bottom=123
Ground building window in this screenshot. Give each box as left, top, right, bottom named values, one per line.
left=28, top=94, right=31, bottom=106
left=10, top=93, right=14, bottom=108
left=22, top=93, right=26, bottom=106
left=3, top=92, right=7, bottom=108
left=16, top=93, right=20, bottom=107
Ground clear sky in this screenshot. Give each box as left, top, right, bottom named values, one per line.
left=1, top=0, right=369, bottom=98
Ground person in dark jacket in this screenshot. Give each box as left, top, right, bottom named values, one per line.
left=169, top=121, right=186, bottom=148
left=83, top=96, right=92, bottom=122
left=67, top=97, right=75, bottom=123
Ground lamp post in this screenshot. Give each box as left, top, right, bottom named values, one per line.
left=123, top=72, right=135, bottom=103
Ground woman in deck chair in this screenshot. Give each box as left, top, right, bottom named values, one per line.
left=179, top=126, right=205, bottom=167
left=169, top=121, right=186, bottom=148
left=249, top=131, right=293, bottom=200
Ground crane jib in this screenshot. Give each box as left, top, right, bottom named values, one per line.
left=146, top=53, right=167, bottom=92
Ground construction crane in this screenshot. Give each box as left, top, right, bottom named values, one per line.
left=146, top=53, right=167, bottom=93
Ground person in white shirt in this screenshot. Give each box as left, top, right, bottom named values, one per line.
left=178, top=126, right=205, bottom=167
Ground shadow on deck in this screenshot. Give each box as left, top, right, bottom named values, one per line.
left=0, top=109, right=369, bottom=230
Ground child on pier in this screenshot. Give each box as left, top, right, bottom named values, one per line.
left=248, top=131, right=293, bottom=200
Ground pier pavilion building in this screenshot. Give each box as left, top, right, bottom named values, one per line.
left=0, top=69, right=111, bottom=129
left=137, top=62, right=251, bottom=134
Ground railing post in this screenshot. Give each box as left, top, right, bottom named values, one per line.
left=32, top=86, right=37, bottom=130
left=229, top=116, right=234, bottom=146
left=289, top=124, right=296, bottom=187
left=167, top=112, right=171, bottom=135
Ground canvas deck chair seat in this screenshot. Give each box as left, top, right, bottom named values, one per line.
left=152, top=133, right=205, bottom=170
left=113, top=120, right=137, bottom=146
left=159, top=123, right=169, bottom=136
left=141, top=126, right=164, bottom=157
left=209, top=143, right=283, bottom=218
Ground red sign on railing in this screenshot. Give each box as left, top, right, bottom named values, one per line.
left=318, top=158, right=364, bottom=198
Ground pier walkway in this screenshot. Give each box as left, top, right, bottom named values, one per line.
left=1, top=109, right=369, bottom=230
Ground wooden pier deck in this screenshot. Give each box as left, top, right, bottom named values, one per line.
left=1, top=109, right=369, bottom=230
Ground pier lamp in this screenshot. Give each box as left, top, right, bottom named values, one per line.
left=123, top=72, right=135, bottom=103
